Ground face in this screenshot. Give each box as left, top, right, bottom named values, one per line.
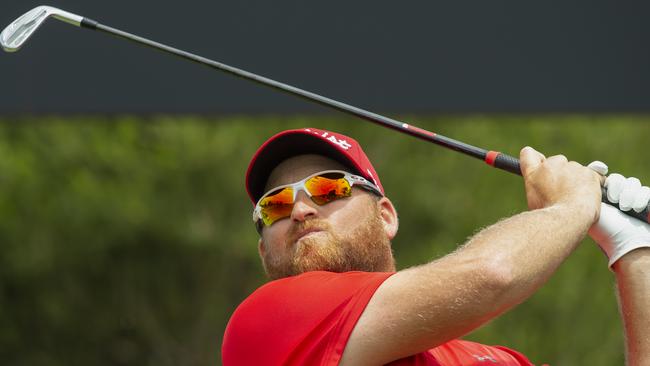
left=258, top=154, right=398, bottom=280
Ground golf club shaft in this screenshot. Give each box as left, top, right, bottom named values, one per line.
left=10, top=9, right=650, bottom=223
left=79, top=18, right=523, bottom=176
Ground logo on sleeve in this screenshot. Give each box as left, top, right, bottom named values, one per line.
left=472, top=354, right=498, bottom=363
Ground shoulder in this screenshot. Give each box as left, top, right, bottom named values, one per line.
left=222, top=271, right=394, bottom=365
left=240, top=270, right=393, bottom=312
left=257, top=270, right=392, bottom=293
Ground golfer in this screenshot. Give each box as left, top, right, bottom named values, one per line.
left=222, top=127, right=650, bottom=365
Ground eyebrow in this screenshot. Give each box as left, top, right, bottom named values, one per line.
left=265, top=174, right=309, bottom=192
left=265, top=169, right=336, bottom=191
left=264, top=169, right=360, bottom=196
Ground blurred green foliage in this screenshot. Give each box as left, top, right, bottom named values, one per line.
left=0, top=115, right=647, bottom=365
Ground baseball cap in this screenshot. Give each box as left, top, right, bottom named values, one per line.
left=246, top=127, right=384, bottom=205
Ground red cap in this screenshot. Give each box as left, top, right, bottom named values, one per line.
left=246, top=127, right=384, bottom=205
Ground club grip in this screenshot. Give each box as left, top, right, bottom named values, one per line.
left=601, top=186, right=650, bottom=223
left=485, top=151, right=650, bottom=224
left=485, top=151, right=522, bottom=176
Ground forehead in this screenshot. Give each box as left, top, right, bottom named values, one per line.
left=265, top=154, right=348, bottom=190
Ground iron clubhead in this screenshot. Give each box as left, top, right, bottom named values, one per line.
left=1, top=6, right=83, bottom=52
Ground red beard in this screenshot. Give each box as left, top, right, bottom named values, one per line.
left=262, top=211, right=395, bottom=280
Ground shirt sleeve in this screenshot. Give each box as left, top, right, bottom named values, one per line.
left=222, top=271, right=394, bottom=366
left=429, top=340, right=537, bottom=366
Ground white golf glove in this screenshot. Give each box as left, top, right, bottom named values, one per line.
left=587, top=161, right=650, bottom=268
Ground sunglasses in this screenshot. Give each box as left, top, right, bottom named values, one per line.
left=253, top=170, right=382, bottom=229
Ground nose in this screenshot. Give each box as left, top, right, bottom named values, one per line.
left=290, top=191, right=318, bottom=222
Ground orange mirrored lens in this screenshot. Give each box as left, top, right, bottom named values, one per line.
left=259, top=187, right=294, bottom=225
left=258, top=173, right=353, bottom=227
left=305, top=173, right=351, bottom=205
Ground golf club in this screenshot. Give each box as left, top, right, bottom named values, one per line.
left=2, top=5, right=648, bottom=223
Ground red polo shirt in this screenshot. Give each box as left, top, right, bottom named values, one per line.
left=222, top=271, right=538, bottom=366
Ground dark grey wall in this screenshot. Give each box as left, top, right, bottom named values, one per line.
left=2, top=0, right=649, bottom=114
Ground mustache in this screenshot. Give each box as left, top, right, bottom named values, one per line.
left=286, top=219, right=331, bottom=245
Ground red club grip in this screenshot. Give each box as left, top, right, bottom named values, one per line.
left=485, top=151, right=522, bottom=176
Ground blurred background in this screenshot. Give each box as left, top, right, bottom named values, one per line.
left=1, top=1, right=649, bottom=365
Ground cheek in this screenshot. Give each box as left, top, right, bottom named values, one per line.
left=325, top=197, right=375, bottom=234
left=262, top=219, right=292, bottom=251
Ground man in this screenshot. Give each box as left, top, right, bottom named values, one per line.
left=222, top=127, right=650, bottom=365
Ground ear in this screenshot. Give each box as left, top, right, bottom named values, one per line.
left=258, top=237, right=266, bottom=259
left=377, top=197, right=398, bottom=240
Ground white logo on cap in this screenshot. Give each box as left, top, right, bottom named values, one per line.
left=327, top=135, right=352, bottom=150
left=304, top=128, right=352, bottom=150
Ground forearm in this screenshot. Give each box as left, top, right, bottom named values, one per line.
left=613, top=248, right=650, bottom=366
left=352, top=202, right=593, bottom=360
left=457, top=202, right=594, bottom=307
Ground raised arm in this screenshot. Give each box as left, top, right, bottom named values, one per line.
left=614, top=248, right=650, bottom=366
left=340, top=147, right=603, bottom=365
left=587, top=170, right=650, bottom=366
